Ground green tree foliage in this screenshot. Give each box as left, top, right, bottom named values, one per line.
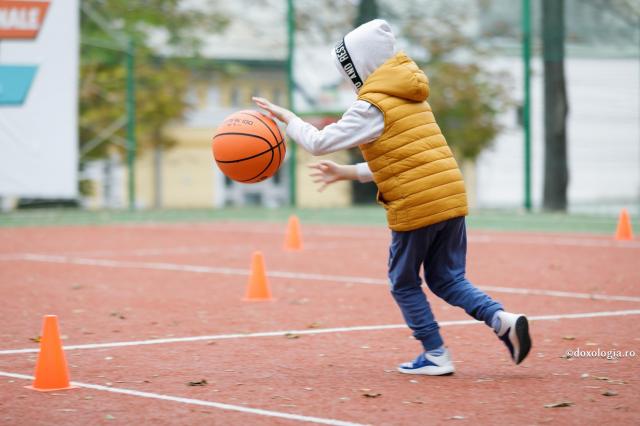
left=80, top=0, right=229, bottom=160
left=396, top=1, right=512, bottom=161
left=426, top=62, right=510, bottom=160
left=298, top=0, right=511, bottom=162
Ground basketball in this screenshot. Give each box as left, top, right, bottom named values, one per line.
left=211, top=110, right=286, bottom=183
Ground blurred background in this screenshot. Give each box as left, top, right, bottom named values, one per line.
left=0, top=0, right=638, bottom=222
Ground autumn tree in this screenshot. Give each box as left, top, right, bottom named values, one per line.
left=350, top=0, right=512, bottom=202
left=80, top=0, right=228, bottom=207
left=393, top=1, right=511, bottom=162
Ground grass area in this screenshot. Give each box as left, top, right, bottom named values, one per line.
left=0, top=206, right=635, bottom=235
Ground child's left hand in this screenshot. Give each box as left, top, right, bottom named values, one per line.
left=308, top=160, right=358, bottom=192
left=252, top=97, right=295, bottom=124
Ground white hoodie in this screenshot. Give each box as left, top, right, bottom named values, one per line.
left=285, top=19, right=397, bottom=183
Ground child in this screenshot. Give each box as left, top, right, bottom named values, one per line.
left=253, top=19, right=531, bottom=375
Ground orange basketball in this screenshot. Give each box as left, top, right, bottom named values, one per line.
left=212, top=110, right=286, bottom=183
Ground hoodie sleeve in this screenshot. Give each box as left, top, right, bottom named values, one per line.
left=285, top=100, right=384, bottom=156
left=355, top=161, right=374, bottom=183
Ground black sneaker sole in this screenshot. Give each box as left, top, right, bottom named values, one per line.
left=515, top=316, right=532, bottom=364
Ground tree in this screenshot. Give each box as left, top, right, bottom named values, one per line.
left=394, top=1, right=512, bottom=162
left=355, top=0, right=379, bottom=27
left=585, top=0, right=640, bottom=28
left=296, top=0, right=511, bottom=204
left=80, top=0, right=229, bottom=207
left=542, top=0, right=568, bottom=211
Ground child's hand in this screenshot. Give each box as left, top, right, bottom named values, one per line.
left=252, top=97, right=295, bottom=124
left=309, top=160, right=352, bottom=192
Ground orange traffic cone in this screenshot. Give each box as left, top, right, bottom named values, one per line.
left=26, top=315, right=74, bottom=391
left=615, top=208, right=634, bottom=241
left=284, top=215, right=303, bottom=251
left=244, top=251, right=273, bottom=301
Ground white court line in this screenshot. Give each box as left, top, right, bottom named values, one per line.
left=0, top=235, right=637, bottom=262
left=3, top=222, right=638, bottom=250
left=469, top=234, right=640, bottom=249
left=2, top=309, right=639, bottom=356
left=119, top=223, right=640, bottom=249
left=7, top=253, right=640, bottom=303
left=0, top=372, right=365, bottom=426
left=0, top=242, right=362, bottom=259
left=477, top=285, right=640, bottom=303
left=0, top=232, right=636, bottom=262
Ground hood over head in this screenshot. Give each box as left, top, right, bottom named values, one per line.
left=333, top=19, right=397, bottom=92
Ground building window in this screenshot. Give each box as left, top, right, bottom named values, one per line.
left=249, top=88, right=260, bottom=104
left=196, top=85, right=208, bottom=109
left=230, top=87, right=240, bottom=107
left=273, top=87, right=283, bottom=106
left=208, top=87, right=221, bottom=108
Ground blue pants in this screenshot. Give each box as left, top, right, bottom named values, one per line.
left=388, top=217, right=503, bottom=351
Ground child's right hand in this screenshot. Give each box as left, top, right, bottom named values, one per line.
left=308, top=160, right=351, bottom=192
left=252, top=97, right=295, bottom=124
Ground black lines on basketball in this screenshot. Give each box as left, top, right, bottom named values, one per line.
left=240, top=112, right=280, bottom=144
left=243, top=138, right=275, bottom=182
left=211, top=111, right=287, bottom=184
left=213, top=133, right=280, bottom=163
left=241, top=111, right=286, bottom=170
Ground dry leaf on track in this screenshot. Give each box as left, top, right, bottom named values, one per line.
left=544, top=401, right=574, bottom=408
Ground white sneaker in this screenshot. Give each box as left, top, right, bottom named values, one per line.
left=495, top=311, right=532, bottom=364
left=397, top=349, right=455, bottom=375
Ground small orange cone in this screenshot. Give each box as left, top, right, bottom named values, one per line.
left=244, top=251, right=273, bottom=301
left=26, top=315, right=74, bottom=391
left=615, top=208, right=634, bottom=241
left=284, top=215, right=303, bottom=251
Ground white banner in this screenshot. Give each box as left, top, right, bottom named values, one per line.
left=0, top=0, right=78, bottom=198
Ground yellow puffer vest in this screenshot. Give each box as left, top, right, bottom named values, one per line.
left=358, top=52, right=468, bottom=231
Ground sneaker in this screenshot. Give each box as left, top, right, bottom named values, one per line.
left=397, top=349, right=455, bottom=376
left=495, top=311, right=532, bottom=364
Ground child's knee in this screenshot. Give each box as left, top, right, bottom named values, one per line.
left=390, top=279, right=423, bottom=296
